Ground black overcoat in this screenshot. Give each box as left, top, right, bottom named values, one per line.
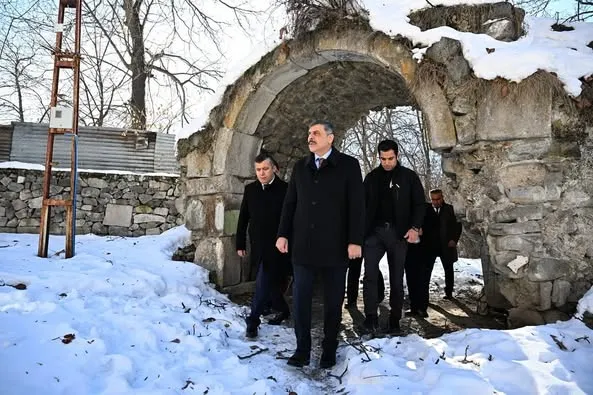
left=363, top=163, right=426, bottom=239
left=277, top=148, right=365, bottom=267
left=236, top=178, right=289, bottom=274
left=422, top=202, right=462, bottom=263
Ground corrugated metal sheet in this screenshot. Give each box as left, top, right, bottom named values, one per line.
left=0, top=125, right=12, bottom=162
left=154, top=133, right=178, bottom=173
left=7, top=122, right=179, bottom=174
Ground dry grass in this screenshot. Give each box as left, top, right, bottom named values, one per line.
left=277, top=0, right=369, bottom=38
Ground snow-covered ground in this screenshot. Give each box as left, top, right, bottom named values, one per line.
left=1, top=227, right=593, bottom=394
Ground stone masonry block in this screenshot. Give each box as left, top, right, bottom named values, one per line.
left=103, top=204, right=133, bottom=227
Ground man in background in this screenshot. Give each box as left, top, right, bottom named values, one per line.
left=237, top=153, right=290, bottom=339
left=421, top=189, right=462, bottom=301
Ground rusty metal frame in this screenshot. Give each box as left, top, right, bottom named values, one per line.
left=38, top=0, right=82, bottom=258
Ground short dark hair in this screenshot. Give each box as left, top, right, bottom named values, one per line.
left=308, top=120, right=334, bottom=135
left=255, top=152, right=279, bottom=169
left=377, top=139, right=398, bottom=155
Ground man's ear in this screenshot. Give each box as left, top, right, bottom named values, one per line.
left=328, top=133, right=335, bottom=144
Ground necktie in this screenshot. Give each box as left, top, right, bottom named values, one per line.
left=316, top=158, right=325, bottom=169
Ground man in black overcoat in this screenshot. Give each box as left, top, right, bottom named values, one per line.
left=276, top=121, right=364, bottom=369
left=421, top=189, right=463, bottom=301
left=237, top=153, right=290, bottom=339
left=362, top=139, right=425, bottom=334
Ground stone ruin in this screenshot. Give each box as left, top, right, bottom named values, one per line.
left=176, top=2, right=593, bottom=325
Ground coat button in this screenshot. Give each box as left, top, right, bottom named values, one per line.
left=314, top=180, right=319, bottom=184
left=310, top=224, right=315, bottom=229
left=312, top=201, right=317, bottom=205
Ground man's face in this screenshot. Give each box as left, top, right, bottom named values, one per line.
left=431, top=192, right=444, bottom=208
left=255, top=159, right=276, bottom=184
left=308, top=124, right=334, bottom=155
left=379, top=149, right=397, bottom=171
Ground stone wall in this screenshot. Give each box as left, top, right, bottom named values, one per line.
left=0, top=168, right=184, bottom=236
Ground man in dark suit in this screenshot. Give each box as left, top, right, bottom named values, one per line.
left=276, top=120, right=364, bottom=369
left=421, top=189, right=462, bottom=302
left=362, top=139, right=425, bottom=334
left=237, top=153, right=290, bottom=339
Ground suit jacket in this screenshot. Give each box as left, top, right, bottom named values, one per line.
left=278, top=148, right=365, bottom=267
left=236, top=177, right=289, bottom=274
left=363, top=163, right=426, bottom=239
left=422, top=202, right=462, bottom=263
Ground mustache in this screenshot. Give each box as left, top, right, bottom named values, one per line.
left=308, top=140, right=315, bottom=144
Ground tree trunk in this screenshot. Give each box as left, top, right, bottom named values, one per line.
left=124, top=0, right=147, bottom=129
left=14, top=61, right=24, bottom=122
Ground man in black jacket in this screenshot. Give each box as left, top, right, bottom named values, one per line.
left=362, top=139, right=425, bottom=334
left=421, top=189, right=462, bottom=301
left=277, top=121, right=364, bottom=369
left=237, top=153, right=290, bottom=339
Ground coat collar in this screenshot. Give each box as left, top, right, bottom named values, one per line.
left=305, top=146, right=340, bottom=170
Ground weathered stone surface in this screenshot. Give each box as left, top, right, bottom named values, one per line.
left=81, top=187, right=100, bottom=198
left=483, top=19, right=516, bottom=42
left=527, top=257, right=568, bottom=282
left=506, top=186, right=561, bottom=204
left=476, top=86, right=551, bottom=141
left=134, top=214, right=166, bottom=224
left=542, top=309, right=571, bottom=324
left=539, top=281, right=553, bottom=310
left=87, top=178, right=109, bottom=189
left=12, top=200, right=27, bottom=211
left=28, top=196, right=43, bottom=209
left=507, top=307, right=545, bottom=328
left=184, top=199, right=205, bottom=230
left=495, top=235, right=539, bottom=253
left=0, top=206, right=5, bottom=217
left=212, top=129, right=262, bottom=177
left=489, top=221, right=540, bottom=236
left=103, top=204, right=133, bottom=227
left=552, top=280, right=571, bottom=307
left=454, top=114, right=476, bottom=145
left=491, top=205, right=544, bottom=223
left=154, top=207, right=169, bottom=216
left=185, top=175, right=244, bottom=196
left=497, top=162, right=547, bottom=189
left=499, top=277, right=540, bottom=308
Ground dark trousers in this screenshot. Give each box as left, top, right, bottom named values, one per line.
left=405, top=244, right=432, bottom=311
left=247, top=263, right=290, bottom=325
left=292, top=263, right=347, bottom=355
left=363, top=227, right=408, bottom=320
left=428, top=253, right=455, bottom=295
left=346, top=257, right=385, bottom=304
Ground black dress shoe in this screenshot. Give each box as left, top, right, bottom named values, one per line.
left=444, top=293, right=454, bottom=300
left=245, top=325, right=258, bottom=339
left=418, top=309, right=429, bottom=318
left=287, top=352, right=310, bottom=367
left=363, top=315, right=378, bottom=333
left=267, top=312, right=290, bottom=325
left=319, top=350, right=336, bottom=369
left=388, top=314, right=401, bottom=334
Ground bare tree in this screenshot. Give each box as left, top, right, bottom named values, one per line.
left=84, top=0, right=258, bottom=130
left=340, top=107, right=442, bottom=194
left=0, top=11, right=51, bottom=123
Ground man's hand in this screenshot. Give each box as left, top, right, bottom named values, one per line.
left=237, top=250, right=246, bottom=257
left=348, top=244, right=362, bottom=259
left=404, top=228, right=420, bottom=244
left=276, top=237, right=289, bottom=253
left=448, top=240, right=457, bottom=248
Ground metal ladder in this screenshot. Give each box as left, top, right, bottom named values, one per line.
left=38, top=0, right=82, bottom=258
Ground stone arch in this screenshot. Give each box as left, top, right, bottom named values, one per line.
left=179, top=21, right=454, bottom=289
left=178, top=5, right=593, bottom=322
